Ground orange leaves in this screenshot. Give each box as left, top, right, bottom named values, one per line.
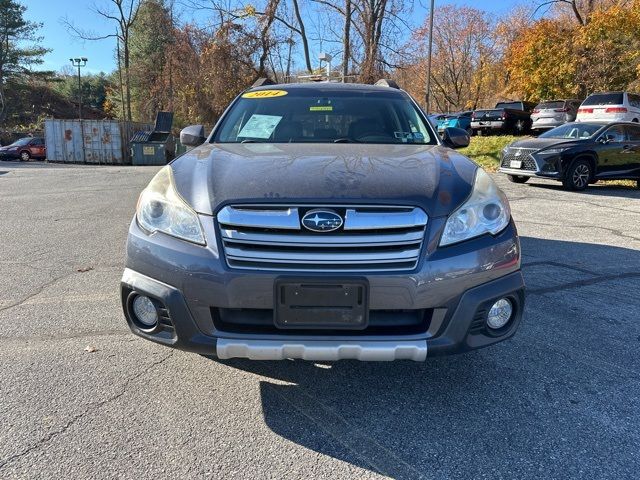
left=504, top=1, right=640, bottom=100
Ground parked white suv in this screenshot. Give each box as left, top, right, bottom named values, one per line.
left=576, top=92, right=640, bottom=123
left=531, top=99, right=581, bottom=131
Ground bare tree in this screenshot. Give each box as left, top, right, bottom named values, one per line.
left=534, top=0, right=614, bottom=25
left=342, top=0, right=351, bottom=78
left=311, top=0, right=411, bottom=82
left=63, top=0, right=141, bottom=121
left=180, top=0, right=312, bottom=75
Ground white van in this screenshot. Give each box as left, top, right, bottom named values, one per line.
left=576, top=92, right=640, bottom=123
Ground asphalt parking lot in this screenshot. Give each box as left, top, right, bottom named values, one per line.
left=1, top=161, right=639, bottom=479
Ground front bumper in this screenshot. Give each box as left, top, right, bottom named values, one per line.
left=0, top=151, right=18, bottom=159
left=498, top=167, right=561, bottom=179
left=121, top=217, right=525, bottom=361
left=122, top=267, right=525, bottom=360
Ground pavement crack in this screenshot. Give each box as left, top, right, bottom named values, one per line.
left=517, top=219, right=640, bottom=243
left=522, top=260, right=600, bottom=276
left=510, top=195, right=640, bottom=215
left=0, top=330, right=129, bottom=343
left=528, top=271, right=640, bottom=295
left=0, top=351, right=174, bottom=470
left=0, top=271, right=78, bottom=313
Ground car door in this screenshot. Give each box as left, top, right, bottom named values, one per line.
left=628, top=94, right=640, bottom=121
left=595, top=124, right=629, bottom=177
left=622, top=124, right=640, bottom=178
left=29, top=138, right=45, bottom=158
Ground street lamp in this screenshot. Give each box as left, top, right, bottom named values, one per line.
left=319, top=53, right=332, bottom=79
left=425, top=0, right=435, bottom=115
left=70, top=57, right=88, bottom=119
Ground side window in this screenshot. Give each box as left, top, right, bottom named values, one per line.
left=603, top=125, right=627, bottom=142
left=626, top=125, right=640, bottom=141
left=628, top=94, right=640, bottom=108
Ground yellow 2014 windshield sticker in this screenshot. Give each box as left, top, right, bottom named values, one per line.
left=242, top=90, right=288, bottom=99
left=309, top=106, right=333, bottom=112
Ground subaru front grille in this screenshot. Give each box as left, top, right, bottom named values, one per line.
left=216, top=205, right=428, bottom=272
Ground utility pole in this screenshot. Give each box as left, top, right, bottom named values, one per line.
left=425, top=0, right=435, bottom=115
left=70, top=57, right=88, bottom=119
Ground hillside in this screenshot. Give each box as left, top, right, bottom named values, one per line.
left=1, top=81, right=110, bottom=132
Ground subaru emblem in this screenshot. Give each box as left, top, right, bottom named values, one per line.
left=301, top=209, right=343, bottom=233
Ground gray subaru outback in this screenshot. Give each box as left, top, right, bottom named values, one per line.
left=121, top=80, right=524, bottom=361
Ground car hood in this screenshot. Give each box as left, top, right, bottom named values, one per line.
left=170, top=143, right=477, bottom=218
left=508, top=137, right=586, bottom=150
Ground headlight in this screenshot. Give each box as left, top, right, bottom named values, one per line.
left=440, top=168, right=511, bottom=246
left=136, top=166, right=205, bottom=245
left=536, top=147, right=569, bottom=155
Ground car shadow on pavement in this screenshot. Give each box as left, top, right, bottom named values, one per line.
left=213, top=237, right=640, bottom=479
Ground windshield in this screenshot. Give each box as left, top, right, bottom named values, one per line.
left=495, top=102, right=522, bottom=109
left=214, top=87, right=436, bottom=144
left=9, top=138, right=31, bottom=147
left=582, top=93, right=624, bottom=106
left=537, top=101, right=564, bottom=110
left=539, top=123, right=602, bottom=139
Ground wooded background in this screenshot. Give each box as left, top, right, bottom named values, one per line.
left=2, top=0, right=640, bottom=130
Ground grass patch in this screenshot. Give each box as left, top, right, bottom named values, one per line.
left=458, top=135, right=518, bottom=172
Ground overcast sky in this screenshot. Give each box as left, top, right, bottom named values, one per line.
left=25, top=0, right=523, bottom=75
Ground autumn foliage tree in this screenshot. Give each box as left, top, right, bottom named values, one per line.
left=503, top=19, right=577, bottom=100
left=398, top=5, right=499, bottom=112
left=506, top=0, right=640, bottom=100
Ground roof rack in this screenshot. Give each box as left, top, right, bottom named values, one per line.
left=252, top=77, right=276, bottom=87
left=374, top=79, right=400, bottom=89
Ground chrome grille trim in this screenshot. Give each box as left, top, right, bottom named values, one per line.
left=220, top=229, right=425, bottom=247
left=344, top=208, right=428, bottom=230
left=217, top=206, right=300, bottom=230
left=216, top=205, right=428, bottom=272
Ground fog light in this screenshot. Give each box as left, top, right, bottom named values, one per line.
left=487, top=298, right=513, bottom=330
left=132, top=295, right=158, bottom=328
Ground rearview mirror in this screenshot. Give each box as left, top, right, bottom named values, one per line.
left=180, top=125, right=206, bottom=147
left=442, top=127, right=470, bottom=149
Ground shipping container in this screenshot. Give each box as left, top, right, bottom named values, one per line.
left=44, top=119, right=151, bottom=164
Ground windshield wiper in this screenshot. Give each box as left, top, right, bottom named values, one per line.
left=333, top=138, right=353, bottom=143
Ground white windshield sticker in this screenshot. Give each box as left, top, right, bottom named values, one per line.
left=238, top=114, right=282, bottom=139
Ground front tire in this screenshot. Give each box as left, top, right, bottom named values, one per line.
left=20, top=151, right=30, bottom=162
left=507, top=174, right=529, bottom=184
left=562, top=159, right=591, bottom=191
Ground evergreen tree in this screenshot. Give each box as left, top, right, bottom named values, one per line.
left=0, top=0, right=50, bottom=121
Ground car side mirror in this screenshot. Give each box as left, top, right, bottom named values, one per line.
left=442, top=127, right=470, bottom=149
left=180, top=125, right=206, bottom=147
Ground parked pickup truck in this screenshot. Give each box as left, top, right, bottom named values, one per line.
left=471, top=101, right=536, bottom=135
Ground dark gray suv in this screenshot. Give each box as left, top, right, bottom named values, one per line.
left=121, top=81, right=525, bottom=361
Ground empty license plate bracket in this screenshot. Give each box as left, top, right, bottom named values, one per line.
left=274, top=279, right=369, bottom=329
